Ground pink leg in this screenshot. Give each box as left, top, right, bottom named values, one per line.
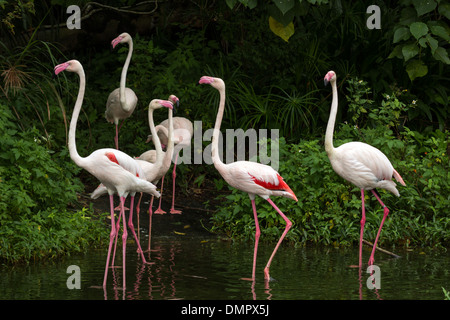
left=359, top=189, right=366, bottom=268
left=136, top=193, right=143, bottom=243
left=241, top=199, right=260, bottom=282
left=120, top=196, right=128, bottom=289
left=111, top=200, right=123, bottom=268
left=368, top=190, right=390, bottom=266
left=154, top=176, right=166, bottom=214
left=147, top=195, right=154, bottom=253
left=115, top=124, right=119, bottom=150
left=264, top=198, right=292, bottom=281
left=103, top=195, right=117, bottom=288
left=170, top=154, right=182, bottom=214
left=127, top=196, right=150, bottom=264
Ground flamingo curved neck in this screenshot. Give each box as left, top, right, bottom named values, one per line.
left=162, top=108, right=174, bottom=168
left=120, top=39, right=133, bottom=110
left=212, top=84, right=226, bottom=171
left=68, top=67, right=86, bottom=168
left=325, top=80, right=338, bottom=155
left=148, top=108, right=163, bottom=159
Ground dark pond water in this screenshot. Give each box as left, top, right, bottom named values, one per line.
left=1, top=229, right=449, bottom=300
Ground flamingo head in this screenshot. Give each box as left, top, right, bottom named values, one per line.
left=54, top=60, right=81, bottom=75
left=111, top=32, right=131, bottom=49
left=324, top=71, right=336, bottom=86
left=168, top=95, right=180, bottom=113
left=149, top=99, right=173, bottom=111
left=199, top=76, right=225, bottom=91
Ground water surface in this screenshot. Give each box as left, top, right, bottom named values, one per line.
left=1, top=234, right=448, bottom=300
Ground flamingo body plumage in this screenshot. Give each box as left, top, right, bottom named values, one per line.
left=106, top=32, right=138, bottom=149
left=200, top=76, right=297, bottom=282
left=324, top=70, right=405, bottom=267
left=54, top=60, right=160, bottom=289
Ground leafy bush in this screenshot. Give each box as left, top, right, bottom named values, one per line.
left=0, top=103, right=108, bottom=263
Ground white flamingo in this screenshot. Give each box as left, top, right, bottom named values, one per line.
left=91, top=95, right=174, bottom=255
left=91, top=98, right=175, bottom=257
left=54, top=60, right=161, bottom=289
left=324, top=70, right=406, bottom=267
left=152, top=113, right=193, bottom=214
left=199, top=76, right=298, bottom=282
left=105, top=32, right=138, bottom=150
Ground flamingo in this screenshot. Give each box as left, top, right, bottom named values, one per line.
left=199, top=76, right=298, bottom=282
left=91, top=98, right=175, bottom=258
left=105, top=32, right=138, bottom=150
left=54, top=60, right=161, bottom=289
left=152, top=113, right=193, bottom=214
left=323, top=70, right=406, bottom=267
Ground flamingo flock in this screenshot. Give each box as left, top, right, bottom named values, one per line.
left=54, top=33, right=405, bottom=289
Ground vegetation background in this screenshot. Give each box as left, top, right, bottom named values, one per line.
left=0, top=0, right=448, bottom=263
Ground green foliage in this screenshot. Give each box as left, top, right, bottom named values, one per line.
left=444, top=287, right=450, bottom=300
left=0, top=104, right=108, bottom=263
left=389, top=0, right=450, bottom=81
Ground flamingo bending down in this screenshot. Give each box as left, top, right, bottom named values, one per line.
left=105, top=32, right=138, bottom=150
left=199, top=76, right=298, bottom=282
left=54, top=60, right=160, bottom=289
left=324, top=70, right=406, bottom=267
left=152, top=114, right=193, bottom=214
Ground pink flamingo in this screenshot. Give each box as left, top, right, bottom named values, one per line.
left=152, top=114, right=193, bottom=214
left=324, top=70, right=406, bottom=267
left=91, top=98, right=175, bottom=257
left=143, top=95, right=184, bottom=215
left=199, top=76, right=298, bottom=282
left=54, top=60, right=161, bottom=289
left=105, top=32, right=138, bottom=150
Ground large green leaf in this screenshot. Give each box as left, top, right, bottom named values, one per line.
left=406, top=59, right=428, bottom=81
left=225, top=0, right=238, bottom=9
left=433, top=47, right=450, bottom=64
left=426, top=34, right=438, bottom=55
left=413, top=0, right=437, bottom=16
left=393, top=27, right=411, bottom=43
left=269, top=16, right=295, bottom=42
left=402, top=43, right=419, bottom=61
left=429, top=25, right=450, bottom=41
left=273, top=0, right=295, bottom=15
left=410, top=22, right=429, bottom=40
left=438, top=3, right=450, bottom=19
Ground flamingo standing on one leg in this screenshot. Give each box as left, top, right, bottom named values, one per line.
left=152, top=114, right=193, bottom=214
left=199, top=76, right=298, bottom=282
left=54, top=60, right=160, bottom=289
left=323, top=70, right=406, bottom=267
left=105, top=32, right=138, bottom=150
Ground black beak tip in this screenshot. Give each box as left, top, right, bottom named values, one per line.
left=324, top=79, right=329, bottom=86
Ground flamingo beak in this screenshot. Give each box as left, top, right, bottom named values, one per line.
left=199, top=76, right=214, bottom=85
left=159, top=100, right=174, bottom=110
left=54, top=62, right=69, bottom=77
left=173, top=99, right=179, bottom=115
left=111, top=36, right=123, bottom=50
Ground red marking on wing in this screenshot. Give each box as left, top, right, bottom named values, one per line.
left=106, top=152, right=119, bottom=165
left=106, top=152, right=140, bottom=178
left=248, top=173, right=298, bottom=201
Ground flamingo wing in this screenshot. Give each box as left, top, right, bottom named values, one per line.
left=104, top=150, right=146, bottom=180
left=224, top=161, right=297, bottom=201
left=333, top=142, right=404, bottom=195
